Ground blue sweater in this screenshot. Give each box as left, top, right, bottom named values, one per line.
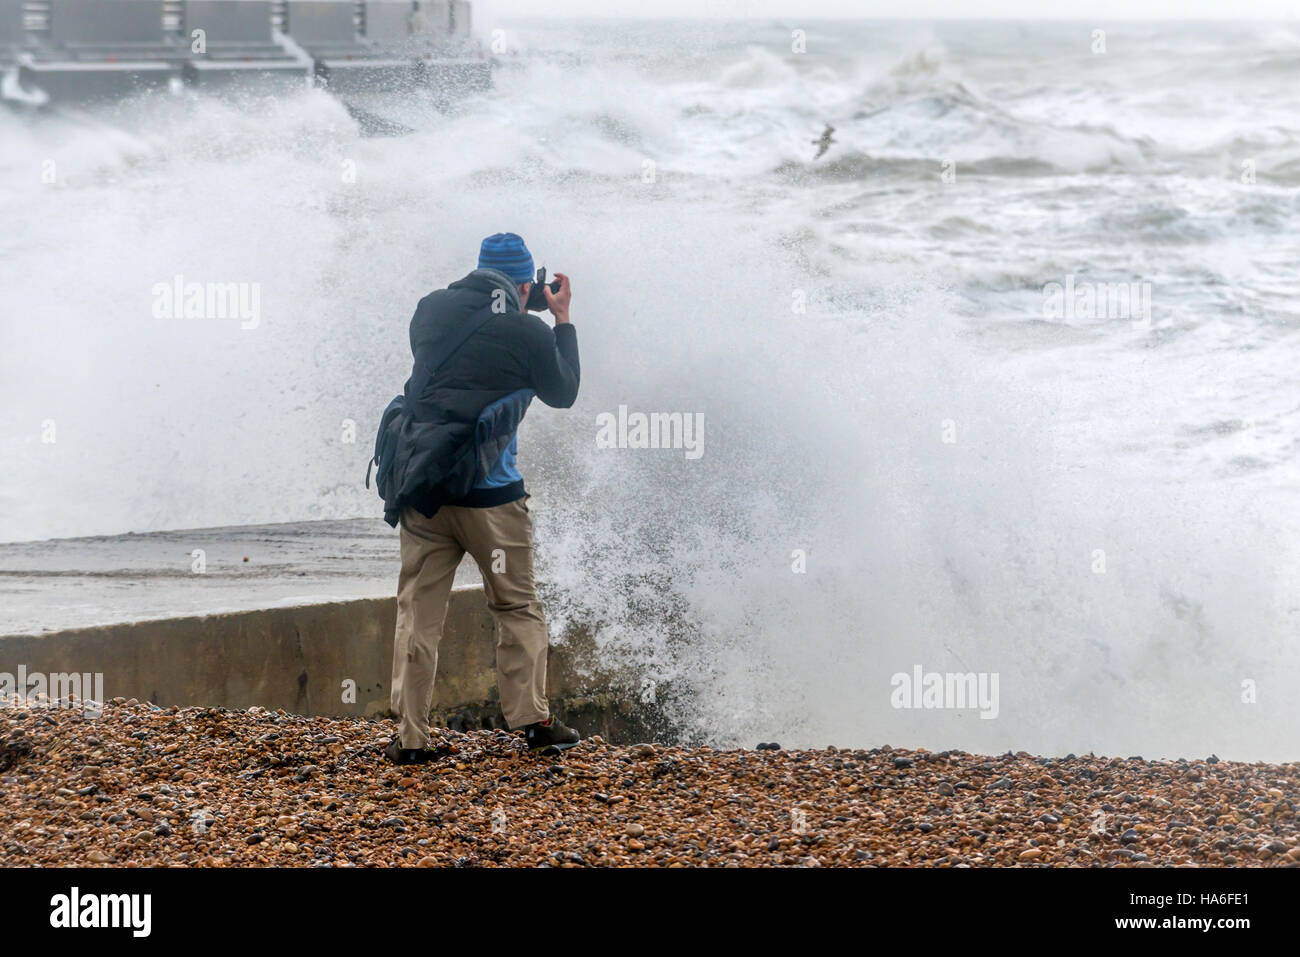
left=477, top=431, right=521, bottom=488
left=458, top=387, right=535, bottom=507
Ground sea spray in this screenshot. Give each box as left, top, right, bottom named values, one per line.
left=1, top=19, right=1298, bottom=760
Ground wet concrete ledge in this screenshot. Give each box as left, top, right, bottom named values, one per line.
left=0, top=589, right=654, bottom=742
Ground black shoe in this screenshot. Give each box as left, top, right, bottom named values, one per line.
left=524, top=717, right=580, bottom=753
left=384, top=736, right=452, bottom=765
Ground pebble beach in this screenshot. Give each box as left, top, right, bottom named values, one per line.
left=2, top=700, right=1297, bottom=868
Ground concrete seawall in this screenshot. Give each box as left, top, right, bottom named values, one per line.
left=0, top=588, right=656, bottom=741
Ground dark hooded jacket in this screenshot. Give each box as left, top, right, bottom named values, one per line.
left=377, top=268, right=580, bottom=525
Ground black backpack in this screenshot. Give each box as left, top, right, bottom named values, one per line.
left=365, top=305, right=497, bottom=506
left=366, top=394, right=407, bottom=503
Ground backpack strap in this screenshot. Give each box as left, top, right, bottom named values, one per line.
left=369, top=301, right=501, bottom=496
left=408, top=305, right=498, bottom=404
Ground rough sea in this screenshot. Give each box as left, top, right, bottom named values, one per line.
left=1, top=18, right=1297, bottom=758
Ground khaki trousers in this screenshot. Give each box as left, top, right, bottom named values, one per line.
left=390, top=498, right=551, bottom=748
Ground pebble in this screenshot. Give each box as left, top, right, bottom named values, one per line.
left=1, top=707, right=1294, bottom=868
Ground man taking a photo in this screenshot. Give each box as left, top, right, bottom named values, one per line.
left=376, top=232, right=582, bottom=764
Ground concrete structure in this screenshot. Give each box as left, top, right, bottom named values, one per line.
left=0, top=588, right=658, bottom=741
left=364, top=0, right=412, bottom=45
left=409, top=1, right=470, bottom=42
left=18, top=0, right=181, bottom=100
left=287, top=0, right=415, bottom=92
left=0, top=517, right=439, bottom=637
left=182, top=0, right=310, bottom=88
left=0, top=0, right=25, bottom=68
left=2, top=0, right=489, bottom=102
left=449, top=0, right=469, bottom=38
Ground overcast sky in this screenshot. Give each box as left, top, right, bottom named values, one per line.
left=481, top=0, right=1299, bottom=18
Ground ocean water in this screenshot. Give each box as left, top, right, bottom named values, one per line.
left=1, top=19, right=1297, bottom=759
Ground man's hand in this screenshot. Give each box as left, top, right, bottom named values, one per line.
left=544, top=272, right=572, bottom=324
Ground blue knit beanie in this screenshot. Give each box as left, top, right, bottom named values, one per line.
left=477, top=232, right=535, bottom=284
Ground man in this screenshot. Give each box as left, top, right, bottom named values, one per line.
left=382, top=232, right=582, bottom=764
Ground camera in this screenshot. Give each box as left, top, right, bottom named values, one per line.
left=526, top=267, right=562, bottom=312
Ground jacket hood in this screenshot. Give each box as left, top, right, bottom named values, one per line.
left=449, top=268, right=523, bottom=314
